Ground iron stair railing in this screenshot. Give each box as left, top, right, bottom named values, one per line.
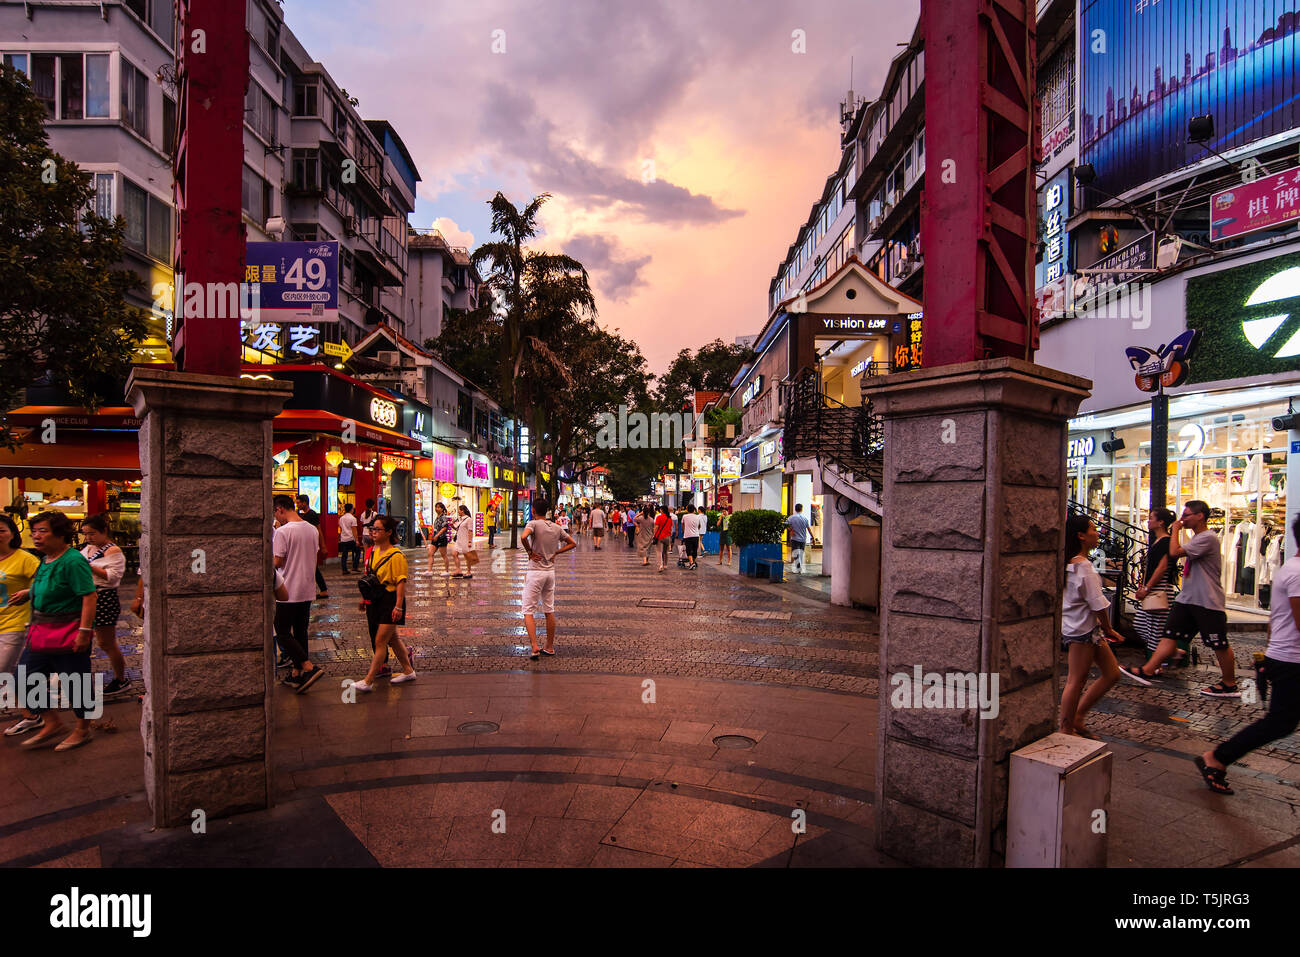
left=782, top=368, right=884, bottom=492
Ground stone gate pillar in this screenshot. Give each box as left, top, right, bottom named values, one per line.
left=863, top=358, right=1090, bottom=867
left=127, top=368, right=293, bottom=827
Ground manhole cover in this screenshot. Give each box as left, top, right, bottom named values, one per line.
left=727, top=610, right=792, bottom=621
left=712, top=734, right=756, bottom=749
left=637, top=598, right=697, bottom=609
left=457, top=721, right=500, bottom=734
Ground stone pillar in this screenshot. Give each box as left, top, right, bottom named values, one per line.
left=829, top=495, right=853, bottom=607
left=126, top=368, right=293, bottom=828
left=862, top=358, right=1091, bottom=867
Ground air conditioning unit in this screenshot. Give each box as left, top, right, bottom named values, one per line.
left=343, top=218, right=359, bottom=238
left=868, top=215, right=882, bottom=232
left=892, top=188, right=904, bottom=205
left=376, top=350, right=400, bottom=365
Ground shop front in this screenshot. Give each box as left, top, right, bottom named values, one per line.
left=1068, top=381, right=1295, bottom=612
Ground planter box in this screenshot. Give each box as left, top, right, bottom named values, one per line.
left=701, top=531, right=720, bottom=555
left=739, top=543, right=782, bottom=576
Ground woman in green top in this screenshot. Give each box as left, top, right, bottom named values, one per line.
left=717, top=506, right=734, bottom=566
left=16, top=511, right=99, bottom=751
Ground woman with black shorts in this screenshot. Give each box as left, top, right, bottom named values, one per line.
left=352, top=515, right=415, bottom=692
left=80, top=513, right=130, bottom=698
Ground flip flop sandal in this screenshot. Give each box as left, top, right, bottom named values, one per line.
left=1194, top=756, right=1234, bottom=794
left=540, top=648, right=556, bottom=656
left=21, top=733, right=63, bottom=750
left=55, top=734, right=93, bottom=752
left=529, top=651, right=540, bottom=661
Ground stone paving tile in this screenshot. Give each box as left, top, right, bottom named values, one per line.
left=34, top=846, right=103, bottom=868
left=442, top=814, right=534, bottom=861
left=564, top=784, right=641, bottom=823
left=589, top=844, right=675, bottom=867
left=520, top=817, right=607, bottom=866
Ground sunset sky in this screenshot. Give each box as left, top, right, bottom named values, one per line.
left=289, top=0, right=920, bottom=373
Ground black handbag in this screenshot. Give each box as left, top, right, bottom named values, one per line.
left=357, top=550, right=397, bottom=602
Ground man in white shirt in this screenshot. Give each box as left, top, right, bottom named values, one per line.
left=272, top=494, right=325, bottom=693
left=337, top=502, right=360, bottom=574
left=590, top=505, right=607, bottom=550
left=681, top=505, right=703, bottom=569
left=1197, top=513, right=1300, bottom=796
left=521, top=499, right=577, bottom=659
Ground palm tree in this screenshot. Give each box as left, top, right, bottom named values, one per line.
left=471, top=192, right=595, bottom=545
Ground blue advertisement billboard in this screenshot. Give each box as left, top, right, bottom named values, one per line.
left=245, top=241, right=339, bottom=323
left=1080, top=0, right=1300, bottom=196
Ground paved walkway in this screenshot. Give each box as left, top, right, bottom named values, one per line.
left=1, top=530, right=1297, bottom=867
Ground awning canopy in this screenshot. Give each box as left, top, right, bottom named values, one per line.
left=0, top=433, right=141, bottom=481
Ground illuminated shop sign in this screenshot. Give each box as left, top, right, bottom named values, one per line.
left=369, top=397, right=398, bottom=428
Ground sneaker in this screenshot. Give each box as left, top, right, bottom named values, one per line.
left=349, top=678, right=374, bottom=693
left=391, top=670, right=417, bottom=684
left=1201, top=683, right=1240, bottom=698
left=275, top=654, right=293, bottom=670
left=4, top=715, right=44, bottom=736
left=102, top=677, right=132, bottom=698
left=293, top=667, right=325, bottom=694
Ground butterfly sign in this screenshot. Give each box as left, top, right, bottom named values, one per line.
left=1125, top=330, right=1199, bottom=393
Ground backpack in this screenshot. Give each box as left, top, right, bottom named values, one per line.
left=357, top=548, right=398, bottom=602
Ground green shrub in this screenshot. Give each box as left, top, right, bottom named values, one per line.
left=704, top=509, right=721, bottom=532
left=729, top=509, right=785, bottom=547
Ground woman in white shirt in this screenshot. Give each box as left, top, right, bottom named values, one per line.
left=80, top=513, right=130, bottom=698
left=1060, top=513, right=1124, bottom=739
left=451, top=505, right=474, bottom=578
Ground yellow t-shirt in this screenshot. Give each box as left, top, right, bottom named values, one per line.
left=0, top=549, right=41, bottom=633
left=368, top=546, right=408, bottom=592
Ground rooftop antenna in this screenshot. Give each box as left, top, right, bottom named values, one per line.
left=840, top=57, right=858, bottom=130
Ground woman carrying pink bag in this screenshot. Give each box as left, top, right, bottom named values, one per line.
left=13, top=512, right=98, bottom=752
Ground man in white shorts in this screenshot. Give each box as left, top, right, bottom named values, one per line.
left=521, top=499, right=576, bottom=660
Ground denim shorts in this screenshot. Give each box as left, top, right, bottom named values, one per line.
left=1061, top=631, right=1102, bottom=651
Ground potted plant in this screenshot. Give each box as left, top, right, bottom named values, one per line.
left=730, top=509, right=785, bottom=576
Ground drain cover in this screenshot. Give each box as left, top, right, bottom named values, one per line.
left=712, top=734, right=756, bottom=749
left=457, top=721, right=500, bottom=734
left=637, top=598, right=697, bottom=609
left=727, top=610, right=792, bottom=621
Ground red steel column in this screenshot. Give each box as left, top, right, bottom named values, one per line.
left=921, top=0, right=1039, bottom=365
left=172, top=0, right=248, bottom=376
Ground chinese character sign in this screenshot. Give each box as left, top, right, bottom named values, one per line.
left=1211, top=166, right=1300, bottom=242
left=246, top=242, right=339, bottom=323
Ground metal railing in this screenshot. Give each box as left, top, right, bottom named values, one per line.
left=782, top=369, right=884, bottom=490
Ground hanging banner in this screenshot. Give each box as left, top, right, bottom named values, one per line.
left=691, top=448, right=714, bottom=479
left=245, top=241, right=339, bottom=323
left=718, top=448, right=742, bottom=480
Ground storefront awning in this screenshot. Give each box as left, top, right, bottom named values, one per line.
left=273, top=410, right=422, bottom=452
left=0, top=433, right=141, bottom=481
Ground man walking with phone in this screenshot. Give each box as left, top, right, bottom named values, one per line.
left=1122, top=499, right=1237, bottom=697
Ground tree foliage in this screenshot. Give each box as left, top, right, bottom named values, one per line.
left=654, top=338, right=755, bottom=412
left=0, top=64, right=148, bottom=448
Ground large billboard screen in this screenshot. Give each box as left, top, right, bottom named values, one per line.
left=1080, top=1, right=1300, bottom=196
left=245, top=241, right=339, bottom=323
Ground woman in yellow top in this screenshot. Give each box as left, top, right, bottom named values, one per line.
left=352, top=515, right=414, bottom=692
left=0, top=514, right=43, bottom=736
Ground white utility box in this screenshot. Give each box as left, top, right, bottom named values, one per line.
left=1007, top=732, right=1112, bottom=868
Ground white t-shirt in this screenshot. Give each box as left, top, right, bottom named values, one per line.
left=590, top=508, right=606, bottom=529
left=358, top=510, right=377, bottom=542
left=1062, top=559, right=1110, bottom=637
left=80, top=543, right=126, bottom=589
left=1267, top=557, right=1300, bottom=663
left=273, top=519, right=320, bottom=603
left=338, top=512, right=358, bottom=543
left=682, top=513, right=703, bottom=538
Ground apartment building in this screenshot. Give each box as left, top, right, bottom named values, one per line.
left=404, top=228, right=481, bottom=347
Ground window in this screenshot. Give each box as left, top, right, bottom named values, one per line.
left=93, top=172, right=114, bottom=221
left=150, top=0, right=174, bottom=47
left=59, top=55, right=83, bottom=119
left=248, top=1, right=280, bottom=58
left=123, top=179, right=147, bottom=250
left=293, top=78, right=318, bottom=116
left=85, top=54, right=109, bottom=117
left=291, top=149, right=320, bottom=191
left=121, top=59, right=149, bottom=137
left=245, top=82, right=276, bottom=142
left=1041, top=44, right=1075, bottom=133
left=32, top=54, right=56, bottom=116
left=241, top=166, right=270, bottom=223
left=3, top=53, right=28, bottom=75
left=162, top=94, right=176, bottom=155
left=121, top=177, right=171, bottom=262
